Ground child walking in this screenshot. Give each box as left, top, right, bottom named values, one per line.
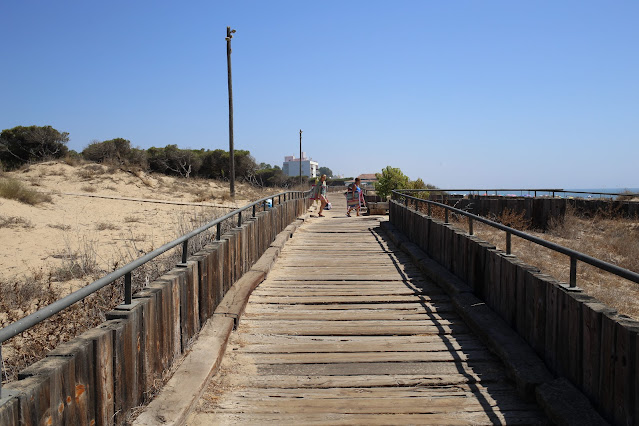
left=346, top=177, right=366, bottom=216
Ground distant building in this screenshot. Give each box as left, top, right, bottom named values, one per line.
left=356, top=173, right=378, bottom=188
left=282, top=153, right=319, bottom=178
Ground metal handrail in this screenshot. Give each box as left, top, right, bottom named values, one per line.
left=0, top=190, right=310, bottom=345
left=392, top=190, right=639, bottom=288
left=401, top=188, right=639, bottom=199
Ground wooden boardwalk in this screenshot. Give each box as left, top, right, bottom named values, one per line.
left=188, top=198, right=547, bottom=425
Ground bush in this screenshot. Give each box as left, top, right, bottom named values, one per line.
left=374, top=166, right=409, bottom=199
left=81, top=138, right=148, bottom=169
left=0, top=178, right=52, bottom=204
left=0, top=125, right=69, bottom=170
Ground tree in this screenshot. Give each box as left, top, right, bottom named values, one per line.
left=374, top=166, right=409, bottom=199
left=0, top=125, right=69, bottom=170
left=235, top=150, right=258, bottom=181
left=318, top=166, right=333, bottom=177
left=147, top=145, right=202, bottom=178
left=82, top=138, right=132, bottom=163
left=405, top=178, right=441, bottom=199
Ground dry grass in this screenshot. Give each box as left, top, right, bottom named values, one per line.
left=95, top=221, right=120, bottom=231
left=0, top=178, right=52, bottom=205
left=0, top=215, right=34, bottom=229
left=48, top=223, right=72, bottom=231
left=80, top=185, right=97, bottom=193
left=447, top=207, right=639, bottom=319
left=0, top=208, right=205, bottom=382
left=76, top=164, right=107, bottom=180
left=42, top=167, right=67, bottom=177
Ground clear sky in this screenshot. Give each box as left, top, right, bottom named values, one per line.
left=2, top=1, right=638, bottom=189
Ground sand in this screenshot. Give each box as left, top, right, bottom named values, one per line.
left=0, top=161, right=275, bottom=292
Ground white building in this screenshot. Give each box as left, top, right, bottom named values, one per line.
left=282, top=153, right=319, bottom=178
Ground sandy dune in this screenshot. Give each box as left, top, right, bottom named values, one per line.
left=0, top=161, right=275, bottom=292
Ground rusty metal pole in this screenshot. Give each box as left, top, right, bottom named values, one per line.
left=299, top=129, right=303, bottom=186
left=226, top=27, right=236, bottom=198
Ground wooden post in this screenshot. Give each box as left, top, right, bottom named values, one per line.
left=226, top=27, right=236, bottom=198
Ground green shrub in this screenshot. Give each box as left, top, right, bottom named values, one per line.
left=0, top=125, right=69, bottom=170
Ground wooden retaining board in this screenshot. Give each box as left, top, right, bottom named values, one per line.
left=189, top=211, right=547, bottom=424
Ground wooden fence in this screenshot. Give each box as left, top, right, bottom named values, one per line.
left=390, top=199, right=639, bottom=425
left=0, top=197, right=311, bottom=425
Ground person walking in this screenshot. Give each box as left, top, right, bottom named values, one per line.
left=315, top=174, right=329, bottom=217
left=346, top=177, right=366, bottom=216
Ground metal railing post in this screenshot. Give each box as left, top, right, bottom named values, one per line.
left=237, top=211, right=242, bottom=227
left=445, top=208, right=449, bottom=224
left=506, top=232, right=512, bottom=255
left=428, top=202, right=431, bottom=217
left=469, top=217, right=474, bottom=235
left=570, top=257, right=577, bottom=288
left=181, top=240, right=188, bottom=263
left=125, top=272, right=132, bottom=305
left=252, top=204, right=256, bottom=217
left=216, top=223, right=221, bottom=240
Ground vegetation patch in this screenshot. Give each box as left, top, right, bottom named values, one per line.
left=95, top=221, right=119, bottom=231
left=0, top=178, right=52, bottom=204
left=48, top=223, right=72, bottom=231
left=0, top=215, right=34, bottom=229
left=80, top=185, right=97, bottom=193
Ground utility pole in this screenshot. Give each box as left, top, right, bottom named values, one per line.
left=299, top=129, right=303, bottom=186
left=226, top=26, right=236, bottom=198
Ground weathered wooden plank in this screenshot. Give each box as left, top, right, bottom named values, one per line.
left=46, top=337, right=95, bottom=425
left=238, top=338, right=485, bottom=354
left=17, top=356, right=70, bottom=425
left=258, top=279, right=436, bottom=288
left=499, top=255, right=518, bottom=327
left=267, top=264, right=422, bottom=272
left=0, top=393, right=19, bottom=426
left=133, top=287, right=162, bottom=396
left=218, top=384, right=536, bottom=401
left=242, top=322, right=468, bottom=336
left=251, top=288, right=444, bottom=298
left=247, top=294, right=451, bottom=304
left=614, top=319, right=639, bottom=425
left=581, top=302, right=612, bottom=407
left=242, top=309, right=461, bottom=321
left=213, top=394, right=540, bottom=414
left=599, top=310, right=617, bottom=421
left=246, top=301, right=456, bottom=311
left=276, top=258, right=413, bottom=267
left=240, top=317, right=461, bottom=328
left=106, top=301, right=145, bottom=421
left=194, top=411, right=546, bottom=425
left=543, top=275, right=560, bottom=373
left=79, top=322, right=116, bottom=426
left=243, top=349, right=496, bottom=364
left=266, top=274, right=426, bottom=282
left=4, top=375, right=52, bottom=426
left=223, top=372, right=509, bottom=389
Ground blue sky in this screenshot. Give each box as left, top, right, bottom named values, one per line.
left=2, top=1, right=637, bottom=189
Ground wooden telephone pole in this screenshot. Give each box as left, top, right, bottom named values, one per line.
left=226, top=27, right=236, bottom=198
left=299, top=129, right=303, bottom=185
